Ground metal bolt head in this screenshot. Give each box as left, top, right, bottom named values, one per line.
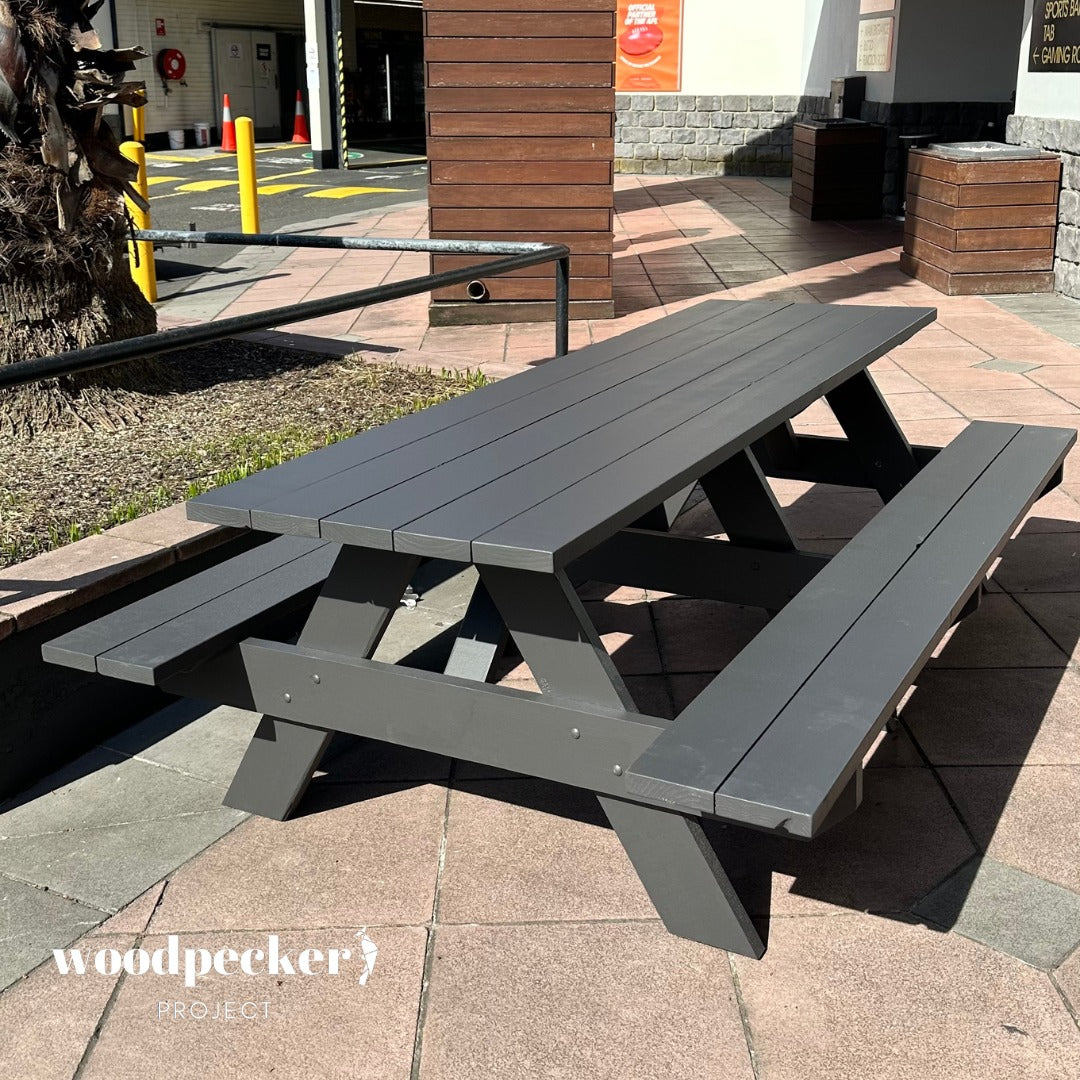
left=312, top=673, right=321, bottom=684
left=613, top=764, right=623, bottom=776
left=283, top=692, right=292, bottom=703
left=570, top=727, right=580, bottom=739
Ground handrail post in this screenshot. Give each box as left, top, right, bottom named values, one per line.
left=120, top=140, right=156, bottom=303
left=236, top=117, right=260, bottom=234
left=555, top=255, right=570, bottom=358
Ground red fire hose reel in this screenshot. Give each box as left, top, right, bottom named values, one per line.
left=156, top=48, right=186, bottom=81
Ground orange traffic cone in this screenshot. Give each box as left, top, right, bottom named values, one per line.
left=291, top=89, right=310, bottom=143
left=220, top=93, right=236, bottom=152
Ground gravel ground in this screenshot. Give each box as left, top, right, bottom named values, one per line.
left=0, top=339, right=485, bottom=568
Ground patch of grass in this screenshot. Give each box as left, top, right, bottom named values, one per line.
left=1, top=364, right=490, bottom=566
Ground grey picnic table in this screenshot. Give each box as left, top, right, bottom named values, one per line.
left=43, top=299, right=1075, bottom=958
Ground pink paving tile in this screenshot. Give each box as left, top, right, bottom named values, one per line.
left=652, top=597, right=768, bottom=673
left=438, top=780, right=656, bottom=923
left=89, top=882, right=167, bottom=936
left=581, top=599, right=663, bottom=676
left=732, top=916, right=1080, bottom=1080
left=902, top=667, right=1080, bottom=766
left=992, top=531, right=1080, bottom=593
left=940, top=766, right=1080, bottom=892
left=418, top=923, right=753, bottom=1080
left=933, top=387, right=1078, bottom=418
left=713, top=767, right=975, bottom=917
left=892, top=344, right=992, bottom=368
left=1057, top=946, right=1080, bottom=1011
left=928, top=592, right=1067, bottom=669
left=883, top=391, right=961, bottom=421
left=81, top=928, right=427, bottom=1080
left=0, top=935, right=133, bottom=1080
left=1013, top=592, right=1080, bottom=663
left=147, top=783, right=446, bottom=932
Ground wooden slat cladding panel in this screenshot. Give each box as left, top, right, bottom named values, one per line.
left=425, top=12, right=615, bottom=36
left=425, top=0, right=615, bottom=320
left=431, top=160, right=613, bottom=184
left=901, top=150, right=1061, bottom=295
left=425, top=38, right=614, bottom=62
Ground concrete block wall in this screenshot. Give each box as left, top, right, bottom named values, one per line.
left=1007, top=115, right=1080, bottom=302
left=614, top=93, right=830, bottom=176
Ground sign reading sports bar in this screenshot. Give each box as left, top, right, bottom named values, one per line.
left=1029, top=0, right=1080, bottom=72
left=616, top=2, right=683, bottom=92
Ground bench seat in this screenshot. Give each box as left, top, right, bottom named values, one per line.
left=42, top=536, right=337, bottom=687
left=625, top=420, right=1075, bottom=838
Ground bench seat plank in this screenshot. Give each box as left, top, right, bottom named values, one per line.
left=186, top=300, right=732, bottom=528
left=43, top=537, right=337, bottom=686
left=471, top=306, right=934, bottom=570
left=41, top=537, right=326, bottom=673
left=326, top=305, right=854, bottom=553
left=249, top=302, right=793, bottom=538
left=713, top=422, right=1074, bottom=836
left=625, top=421, right=1075, bottom=834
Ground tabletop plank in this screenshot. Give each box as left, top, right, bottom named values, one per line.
left=248, top=301, right=785, bottom=538
left=472, top=306, right=935, bottom=569
left=383, top=305, right=894, bottom=561
left=322, top=305, right=839, bottom=554
left=186, top=300, right=729, bottom=528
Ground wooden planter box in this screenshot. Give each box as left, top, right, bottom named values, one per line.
left=900, top=146, right=1062, bottom=295
left=790, top=120, right=885, bottom=220
left=424, top=0, right=616, bottom=325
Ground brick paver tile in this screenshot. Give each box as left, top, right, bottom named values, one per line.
left=733, top=915, right=1080, bottom=1080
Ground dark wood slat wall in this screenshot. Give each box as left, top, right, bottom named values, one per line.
left=424, top=0, right=616, bottom=323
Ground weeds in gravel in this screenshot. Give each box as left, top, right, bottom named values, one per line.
left=1, top=365, right=490, bottom=566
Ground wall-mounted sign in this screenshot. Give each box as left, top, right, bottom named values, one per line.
left=228, top=42, right=243, bottom=60
left=856, top=16, right=893, bottom=73
left=859, top=0, right=894, bottom=12
left=1029, top=1, right=1080, bottom=72
left=616, top=2, right=683, bottom=92
left=155, top=17, right=166, bottom=36
left=256, top=43, right=272, bottom=60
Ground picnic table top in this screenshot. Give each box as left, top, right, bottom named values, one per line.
left=187, top=300, right=935, bottom=571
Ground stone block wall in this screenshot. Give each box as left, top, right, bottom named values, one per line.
left=1007, top=114, right=1080, bottom=301
left=614, top=94, right=830, bottom=176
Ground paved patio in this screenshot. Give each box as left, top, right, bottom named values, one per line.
left=2, top=175, right=1080, bottom=1078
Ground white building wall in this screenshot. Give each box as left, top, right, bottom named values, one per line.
left=113, top=0, right=303, bottom=137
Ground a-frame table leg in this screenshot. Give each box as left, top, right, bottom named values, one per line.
left=223, top=546, right=419, bottom=819
left=478, top=564, right=766, bottom=957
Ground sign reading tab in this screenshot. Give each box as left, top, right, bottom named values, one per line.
left=1030, top=1, right=1080, bottom=71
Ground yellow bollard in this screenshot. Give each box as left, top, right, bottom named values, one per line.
left=131, top=92, right=145, bottom=142
left=120, top=140, right=157, bottom=303
left=235, top=117, right=260, bottom=234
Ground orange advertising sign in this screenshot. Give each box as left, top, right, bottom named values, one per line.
left=616, top=2, right=683, bottom=93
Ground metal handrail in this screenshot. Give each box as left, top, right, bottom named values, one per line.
left=0, top=235, right=571, bottom=390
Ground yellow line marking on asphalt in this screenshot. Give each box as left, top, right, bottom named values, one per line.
left=257, top=183, right=317, bottom=195
left=258, top=167, right=317, bottom=182
left=145, top=176, right=185, bottom=185
left=303, top=186, right=404, bottom=199
left=176, top=179, right=238, bottom=192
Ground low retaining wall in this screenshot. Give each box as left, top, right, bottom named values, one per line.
left=0, top=506, right=255, bottom=801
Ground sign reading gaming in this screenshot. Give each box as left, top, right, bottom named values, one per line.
left=1029, top=0, right=1080, bottom=72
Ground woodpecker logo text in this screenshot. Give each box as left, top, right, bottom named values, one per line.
left=52, top=932, right=378, bottom=989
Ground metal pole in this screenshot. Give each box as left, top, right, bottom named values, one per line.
left=0, top=248, right=571, bottom=389
left=555, top=255, right=570, bottom=358
left=120, top=141, right=156, bottom=303
left=235, top=118, right=260, bottom=234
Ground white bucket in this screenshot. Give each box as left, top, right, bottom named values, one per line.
left=193, top=122, right=210, bottom=148
left=167, top=128, right=185, bottom=150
